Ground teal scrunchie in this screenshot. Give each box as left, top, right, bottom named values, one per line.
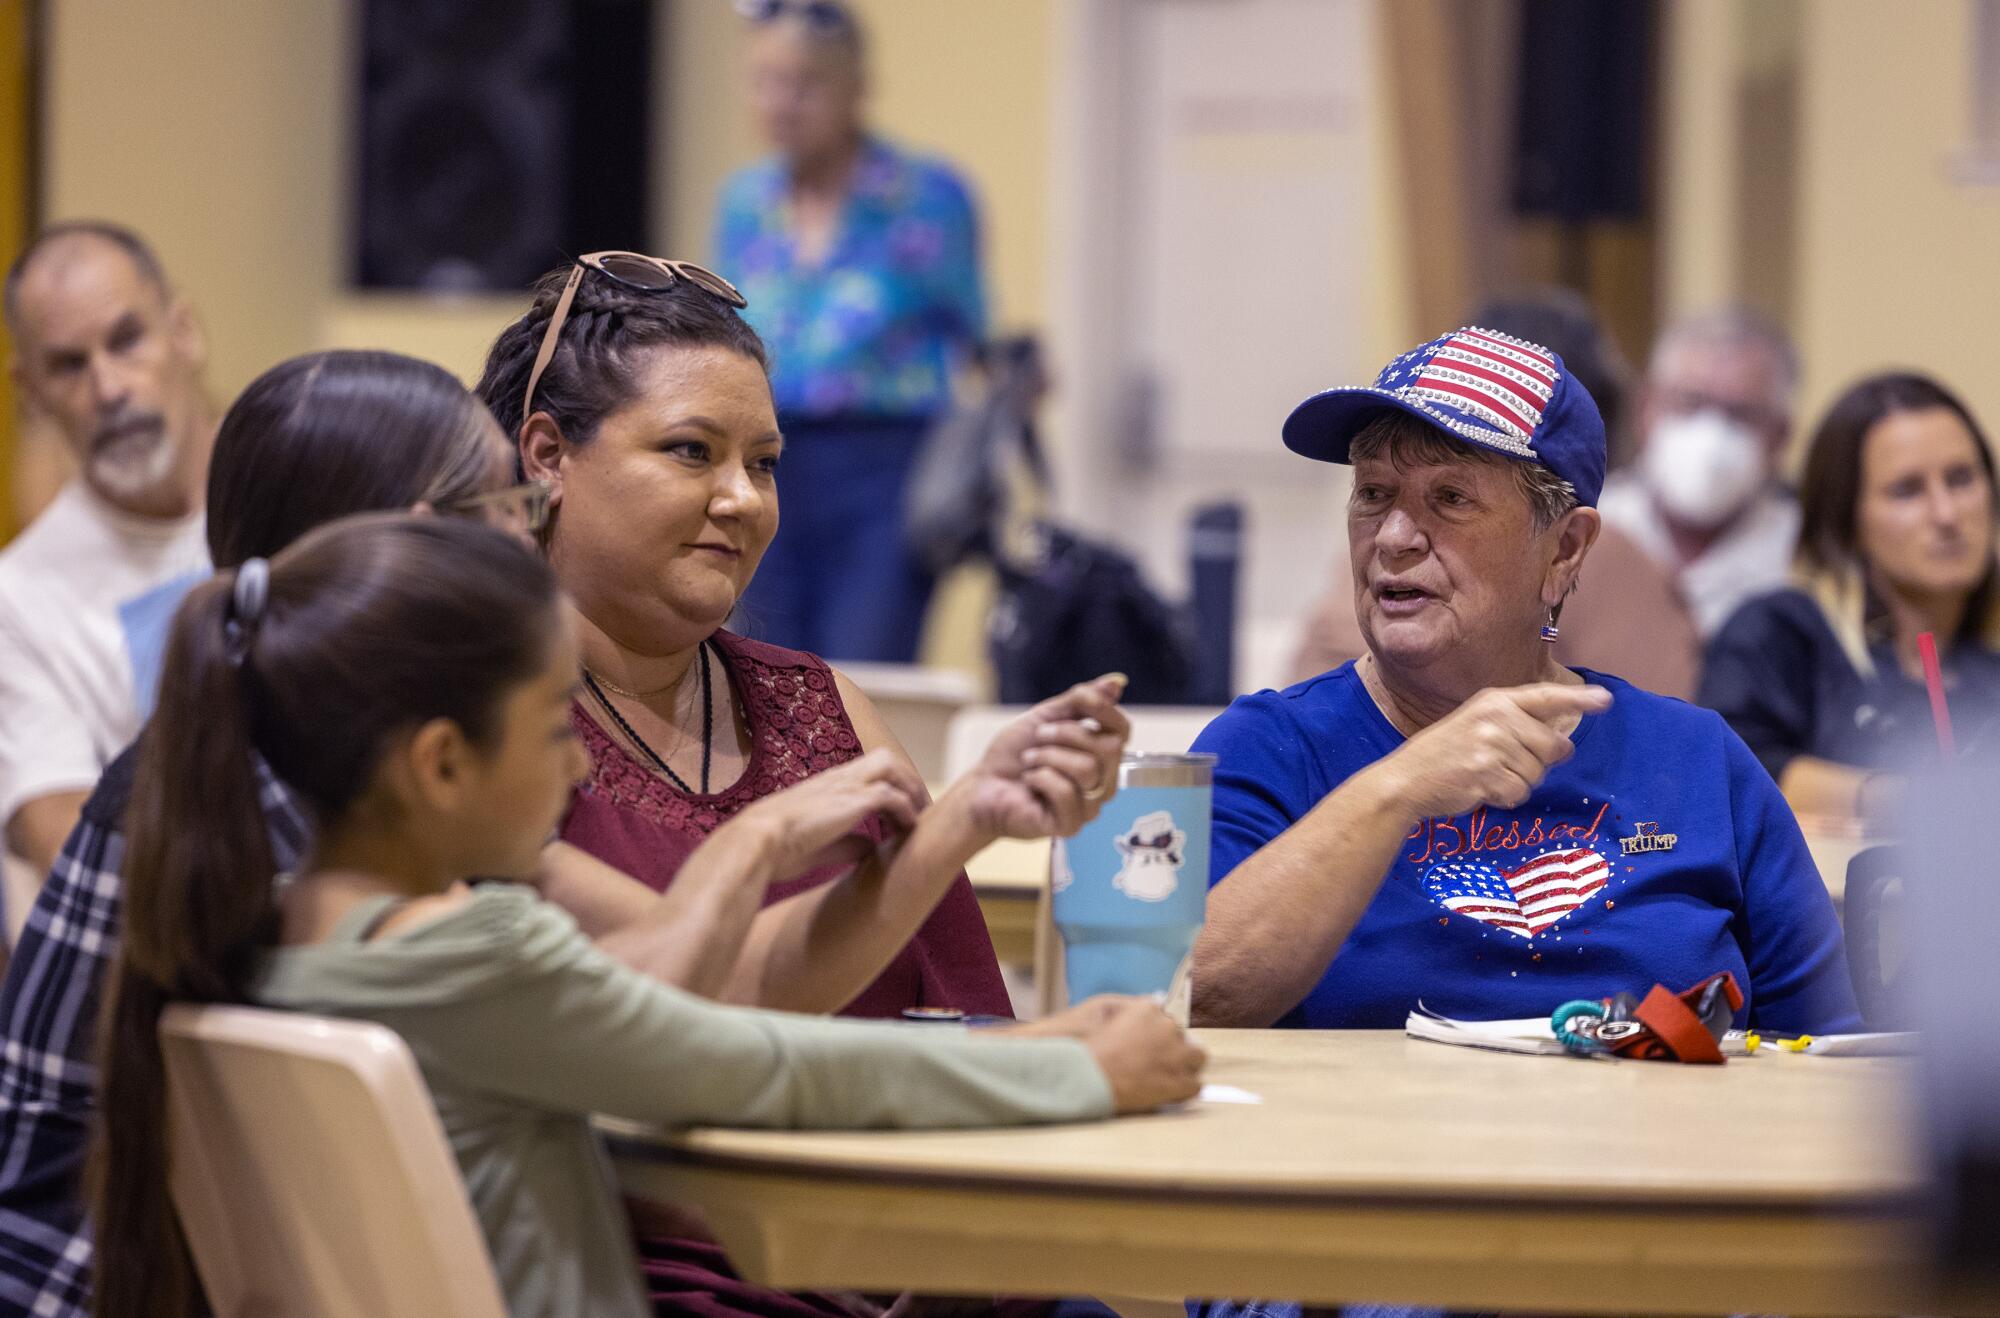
left=1550, top=998, right=1606, bottom=1052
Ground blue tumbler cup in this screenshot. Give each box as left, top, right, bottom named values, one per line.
left=1052, top=752, right=1213, bottom=1014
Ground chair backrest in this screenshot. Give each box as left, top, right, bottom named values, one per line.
left=943, top=704, right=1225, bottom=781
left=1843, top=844, right=1910, bottom=1030
left=839, top=662, right=980, bottom=784
left=160, top=1004, right=508, bottom=1318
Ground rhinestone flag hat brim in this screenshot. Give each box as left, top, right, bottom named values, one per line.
left=1280, top=324, right=1606, bottom=507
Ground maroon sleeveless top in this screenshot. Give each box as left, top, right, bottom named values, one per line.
left=560, top=629, right=1010, bottom=1019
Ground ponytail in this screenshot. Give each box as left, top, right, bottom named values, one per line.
left=88, top=516, right=559, bottom=1318
left=91, top=567, right=281, bottom=1318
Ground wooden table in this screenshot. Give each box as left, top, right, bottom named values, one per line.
left=605, top=1030, right=1932, bottom=1315
left=966, top=837, right=1050, bottom=968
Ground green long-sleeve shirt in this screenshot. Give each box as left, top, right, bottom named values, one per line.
left=253, top=883, right=1110, bottom=1318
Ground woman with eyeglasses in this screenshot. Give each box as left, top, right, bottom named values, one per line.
left=1700, top=373, right=2000, bottom=830
left=712, top=0, right=987, bottom=662
left=477, top=258, right=1130, bottom=1313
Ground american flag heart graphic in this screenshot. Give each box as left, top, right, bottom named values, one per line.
left=1422, top=847, right=1610, bottom=940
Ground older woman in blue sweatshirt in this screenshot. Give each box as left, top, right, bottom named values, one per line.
left=1191, top=327, right=1859, bottom=1034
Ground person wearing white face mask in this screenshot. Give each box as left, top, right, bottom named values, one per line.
left=1598, top=307, right=1801, bottom=639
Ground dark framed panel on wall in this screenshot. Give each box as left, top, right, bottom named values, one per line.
left=353, top=0, right=655, bottom=293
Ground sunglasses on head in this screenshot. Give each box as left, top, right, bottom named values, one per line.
left=520, top=252, right=747, bottom=423
left=733, top=0, right=854, bottom=33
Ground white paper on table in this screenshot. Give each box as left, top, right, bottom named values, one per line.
left=1198, top=1084, right=1262, bottom=1104
left=1403, top=1007, right=1567, bottom=1055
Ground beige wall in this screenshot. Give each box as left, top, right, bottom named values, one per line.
left=43, top=0, right=1056, bottom=388
left=41, top=1, right=1998, bottom=666
left=1793, top=0, right=2000, bottom=437
left=1657, top=0, right=1999, bottom=444
left=37, top=0, right=1058, bottom=669
left=41, top=0, right=523, bottom=395
left=43, top=0, right=346, bottom=403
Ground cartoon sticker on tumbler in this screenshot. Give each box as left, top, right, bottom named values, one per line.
left=1113, top=810, right=1186, bottom=903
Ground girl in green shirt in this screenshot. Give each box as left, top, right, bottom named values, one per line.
left=94, top=515, right=1203, bottom=1318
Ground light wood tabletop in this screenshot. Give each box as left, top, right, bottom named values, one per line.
left=604, top=1029, right=1934, bottom=1315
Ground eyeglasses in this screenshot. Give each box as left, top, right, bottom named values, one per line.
left=520, top=252, right=748, bottom=422
left=445, top=480, right=552, bottom=536
left=734, top=0, right=854, bottom=32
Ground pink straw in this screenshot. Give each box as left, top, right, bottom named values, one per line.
left=1918, top=631, right=1956, bottom=759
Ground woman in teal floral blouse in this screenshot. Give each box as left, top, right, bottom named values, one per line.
left=716, top=0, right=986, bottom=662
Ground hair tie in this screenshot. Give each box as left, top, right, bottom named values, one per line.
left=224, top=558, right=270, bottom=667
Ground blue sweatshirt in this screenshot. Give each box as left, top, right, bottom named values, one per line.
left=1193, top=664, right=1860, bottom=1033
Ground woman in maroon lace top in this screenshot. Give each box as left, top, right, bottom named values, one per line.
left=475, top=258, right=1127, bottom=1023
left=474, top=260, right=1139, bottom=1316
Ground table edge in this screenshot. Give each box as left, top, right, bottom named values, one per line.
left=599, top=1123, right=1919, bottom=1215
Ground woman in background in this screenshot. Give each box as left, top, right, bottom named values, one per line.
left=716, top=0, right=986, bottom=661
left=92, top=515, right=1201, bottom=1318
left=1701, top=372, right=2000, bottom=830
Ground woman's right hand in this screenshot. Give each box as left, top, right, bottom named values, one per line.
left=1070, top=995, right=1207, bottom=1113
left=1372, top=682, right=1612, bottom=820
left=721, top=747, right=929, bottom=881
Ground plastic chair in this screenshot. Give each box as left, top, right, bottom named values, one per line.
left=838, top=662, right=979, bottom=784
left=1843, top=844, right=1909, bottom=1030
left=160, top=1004, right=507, bottom=1318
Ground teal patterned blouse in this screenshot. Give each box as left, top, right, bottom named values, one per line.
left=714, top=136, right=986, bottom=420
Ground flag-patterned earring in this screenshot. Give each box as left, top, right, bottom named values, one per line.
left=1540, top=607, right=1559, bottom=643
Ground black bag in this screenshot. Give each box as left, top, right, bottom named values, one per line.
left=989, top=523, right=1196, bottom=705
left=905, top=334, right=1207, bottom=705
left=903, top=337, right=1048, bottom=575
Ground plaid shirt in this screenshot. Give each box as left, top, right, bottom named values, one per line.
left=0, top=746, right=306, bottom=1317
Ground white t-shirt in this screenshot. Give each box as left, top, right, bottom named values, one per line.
left=0, top=482, right=209, bottom=825
left=1598, top=473, right=1801, bottom=639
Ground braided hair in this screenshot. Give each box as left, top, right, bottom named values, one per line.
left=475, top=264, right=770, bottom=449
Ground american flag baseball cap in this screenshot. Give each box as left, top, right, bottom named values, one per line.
left=1282, top=325, right=1607, bottom=507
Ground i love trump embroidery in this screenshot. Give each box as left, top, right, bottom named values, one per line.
left=1423, top=847, right=1611, bottom=940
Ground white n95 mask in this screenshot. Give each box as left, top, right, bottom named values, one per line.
left=1640, top=410, right=1766, bottom=529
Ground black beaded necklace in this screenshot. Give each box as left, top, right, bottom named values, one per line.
left=583, top=641, right=715, bottom=794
